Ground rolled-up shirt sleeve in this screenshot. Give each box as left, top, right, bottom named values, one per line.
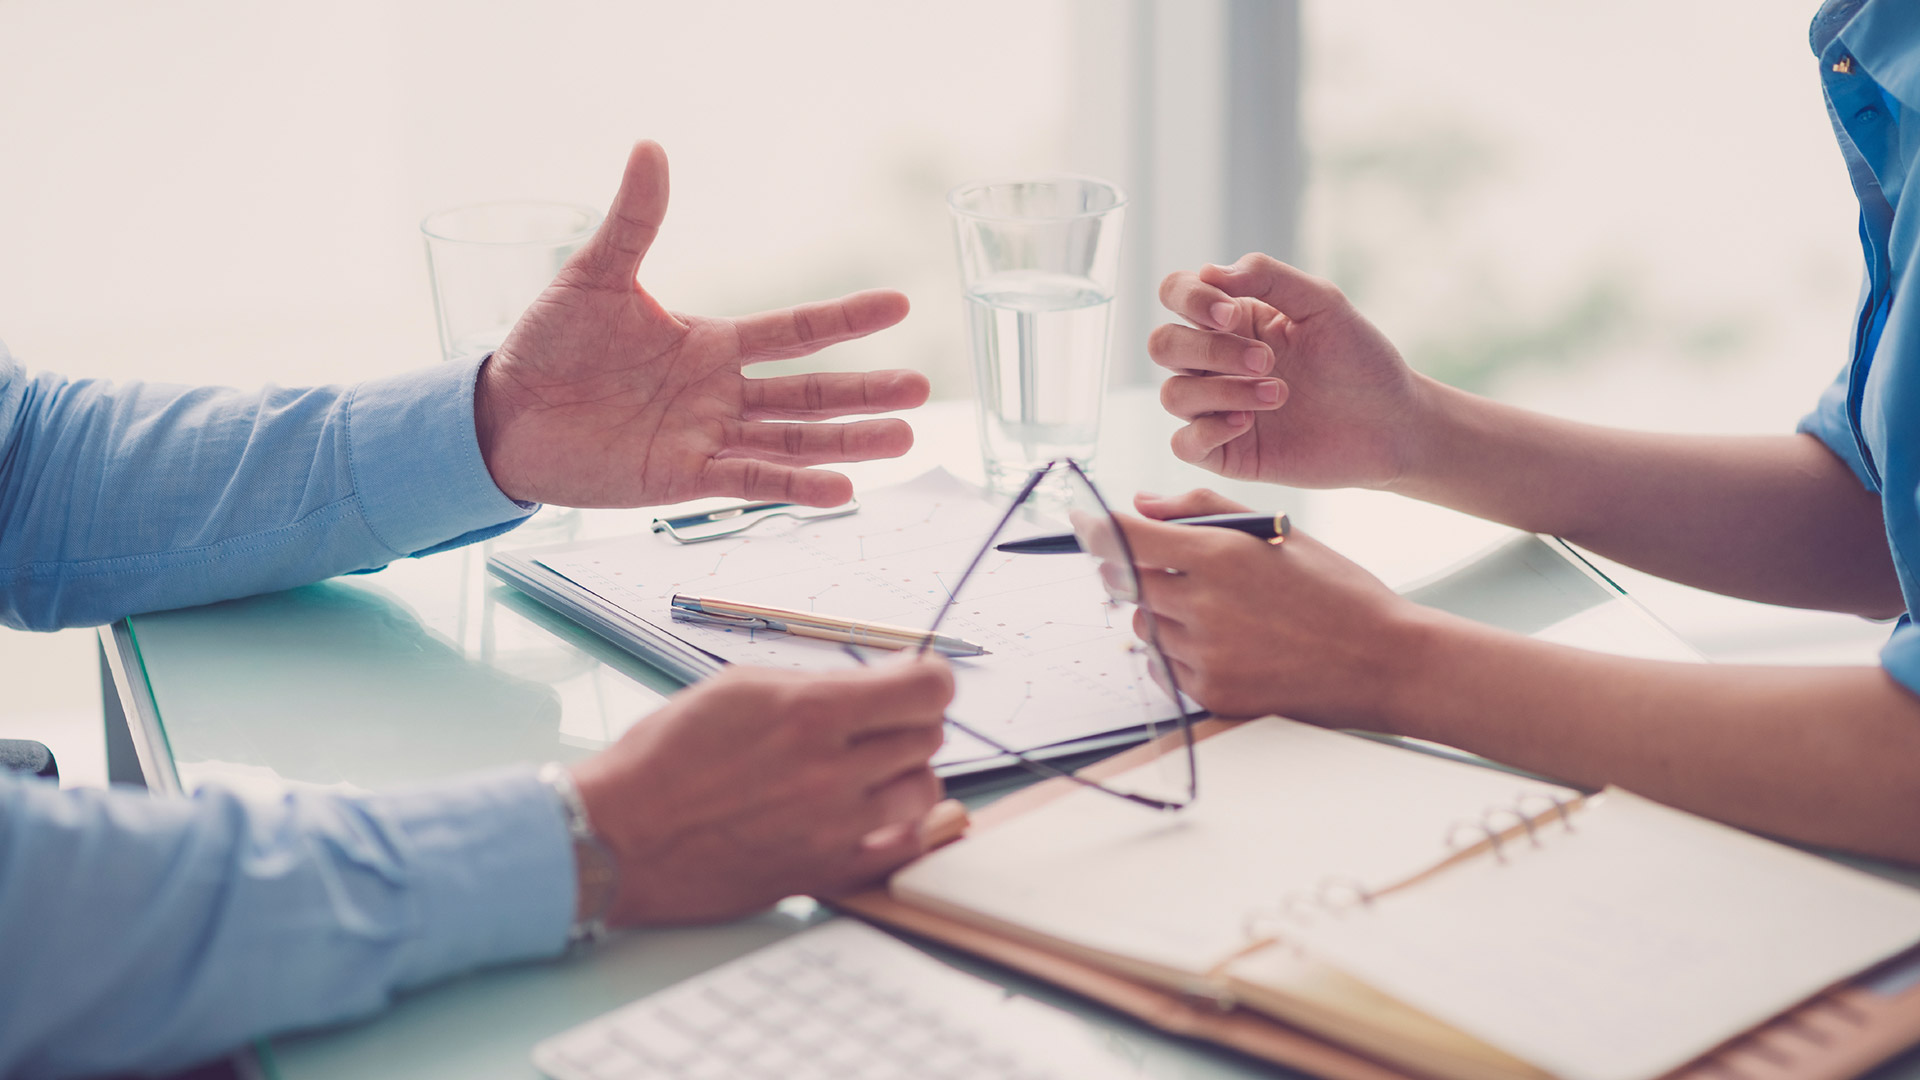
left=1797, top=364, right=1920, bottom=695
left=0, top=769, right=575, bottom=1079
left=0, top=342, right=534, bottom=630
left=1797, top=362, right=1880, bottom=493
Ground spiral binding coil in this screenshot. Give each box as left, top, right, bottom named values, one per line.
left=1243, top=786, right=1583, bottom=945
left=1242, top=875, right=1375, bottom=943
left=1445, top=788, right=1580, bottom=864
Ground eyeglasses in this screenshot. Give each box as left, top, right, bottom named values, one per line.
left=849, top=460, right=1199, bottom=811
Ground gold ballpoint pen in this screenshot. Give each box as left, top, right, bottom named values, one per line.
left=668, top=595, right=989, bottom=658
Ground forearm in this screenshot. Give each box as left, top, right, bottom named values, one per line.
left=0, top=771, right=572, bottom=1079
left=1380, top=609, right=1920, bottom=863
left=0, top=347, right=531, bottom=629
left=1394, top=378, right=1901, bottom=616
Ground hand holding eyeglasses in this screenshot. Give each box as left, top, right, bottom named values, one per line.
left=1119, top=488, right=1424, bottom=728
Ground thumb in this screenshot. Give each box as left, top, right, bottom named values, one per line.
left=1134, top=488, right=1253, bottom=519
left=573, top=140, right=669, bottom=288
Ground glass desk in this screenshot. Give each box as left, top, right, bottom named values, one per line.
left=96, top=392, right=1916, bottom=1080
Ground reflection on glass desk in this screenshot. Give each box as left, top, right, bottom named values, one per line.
left=133, top=541, right=679, bottom=798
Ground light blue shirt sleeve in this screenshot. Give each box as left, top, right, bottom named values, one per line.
left=0, top=340, right=575, bottom=1075
left=1797, top=361, right=1880, bottom=492
left=0, top=339, right=535, bottom=630
left=0, top=769, right=576, bottom=1079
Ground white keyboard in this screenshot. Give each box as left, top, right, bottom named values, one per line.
left=531, top=919, right=1130, bottom=1080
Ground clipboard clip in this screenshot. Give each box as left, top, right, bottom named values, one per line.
left=650, top=499, right=860, bottom=544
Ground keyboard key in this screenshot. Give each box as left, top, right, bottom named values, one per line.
left=551, top=1029, right=622, bottom=1069
left=610, top=1010, right=698, bottom=1065
left=656, top=989, right=733, bottom=1035
left=530, top=920, right=1128, bottom=1080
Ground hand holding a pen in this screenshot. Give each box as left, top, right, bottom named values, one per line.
left=1115, top=488, right=1416, bottom=727
left=475, top=141, right=931, bottom=511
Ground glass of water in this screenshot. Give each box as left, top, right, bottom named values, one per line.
left=947, top=177, right=1127, bottom=495
left=420, top=201, right=600, bottom=362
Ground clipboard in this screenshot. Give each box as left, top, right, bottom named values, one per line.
left=836, top=721, right=1920, bottom=1080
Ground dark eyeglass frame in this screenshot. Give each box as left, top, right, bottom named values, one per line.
left=849, top=459, right=1200, bottom=812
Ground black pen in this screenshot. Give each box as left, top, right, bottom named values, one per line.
left=995, top=512, right=1291, bottom=554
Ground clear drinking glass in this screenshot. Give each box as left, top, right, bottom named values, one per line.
left=948, top=177, right=1127, bottom=496
left=420, top=201, right=600, bottom=362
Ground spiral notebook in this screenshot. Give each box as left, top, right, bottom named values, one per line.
left=850, top=719, right=1920, bottom=1080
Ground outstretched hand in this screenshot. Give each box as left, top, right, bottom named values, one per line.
left=475, top=141, right=930, bottom=509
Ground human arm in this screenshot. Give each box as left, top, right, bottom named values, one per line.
left=0, top=345, right=533, bottom=630
left=1, top=141, right=928, bottom=631
left=1148, top=255, right=1903, bottom=618
left=0, top=657, right=952, bottom=1079
left=1118, top=491, right=1920, bottom=864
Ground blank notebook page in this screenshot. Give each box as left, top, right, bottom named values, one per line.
left=1278, top=789, right=1920, bottom=1080
left=891, top=717, right=1578, bottom=977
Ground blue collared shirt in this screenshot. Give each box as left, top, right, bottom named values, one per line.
left=0, top=342, right=575, bottom=1078
left=1799, top=0, right=1920, bottom=695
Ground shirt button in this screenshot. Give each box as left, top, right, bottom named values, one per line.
left=1857, top=105, right=1882, bottom=123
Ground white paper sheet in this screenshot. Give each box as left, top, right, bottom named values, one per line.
left=1283, top=789, right=1920, bottom=1080
left=535, top=469, right=1179, bottom=765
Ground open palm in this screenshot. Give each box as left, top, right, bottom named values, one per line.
left=476, top=141, right=928, bottom=509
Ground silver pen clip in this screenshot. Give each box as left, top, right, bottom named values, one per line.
left=650, top=499, right=860, bottom=544
left=669, top=607, right=774, bottom=631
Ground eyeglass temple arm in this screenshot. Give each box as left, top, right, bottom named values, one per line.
left=918, top=464, right=1058, bottom=654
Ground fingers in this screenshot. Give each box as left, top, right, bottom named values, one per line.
left=1170, top=413, right=1254, bottom=464
left=741, top=369, right=931, bottom=421
left=845, top=725, right=948, bottom=787
left=572, top=141, right=670, bottom=289
left=826, top=655, right=957, bottom=739
left=696, top=459, right=854, bottom=507
left=1148, top=322, right=1274, bottom=376
left=1160, top=271, right=1264, bottom=335
left=1158, top=372, right=1285, bottom=421
left=1198, top=254, right=1348, bottom=322
left=1133, top=489, right=1255, bottom=519
left=862, top=766, right=943, bottom=832
left=835, top=820, right=929, bottom=891
left=1131, top=566, right=1197, bottom=620
left=1109, top=509, right=1267, bottom=572
left=722, top=417, right=914, bottom=466
left=733, top=290, right=912, bottom=362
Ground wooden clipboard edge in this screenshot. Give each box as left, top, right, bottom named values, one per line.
left=848, top=716, right=1920, bottom=1080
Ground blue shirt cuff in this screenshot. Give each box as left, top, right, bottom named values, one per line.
left=1797, top=363, right=1879, bottom=493
left=366, top=768, right=575, bottom=987
left=345, top=357, right=535, bottom=558
left=1880, top=616, right=1920, bottom=700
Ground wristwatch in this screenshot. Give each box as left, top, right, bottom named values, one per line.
left=539, top=762, right=619, bottom=948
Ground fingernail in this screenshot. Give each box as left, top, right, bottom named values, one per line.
left=1243, top=346, right=1269, bottom=374
left=1136, top=491, right=1164, bottom=501
left=1255, top=380, right=1282, bottom=403
left=1209, top=301, right=1236, bottom=330
left=1226, top=411, right=1251, bottom=427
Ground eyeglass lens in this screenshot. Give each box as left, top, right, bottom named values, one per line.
left=924, top=460, right=1198, bottom=811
